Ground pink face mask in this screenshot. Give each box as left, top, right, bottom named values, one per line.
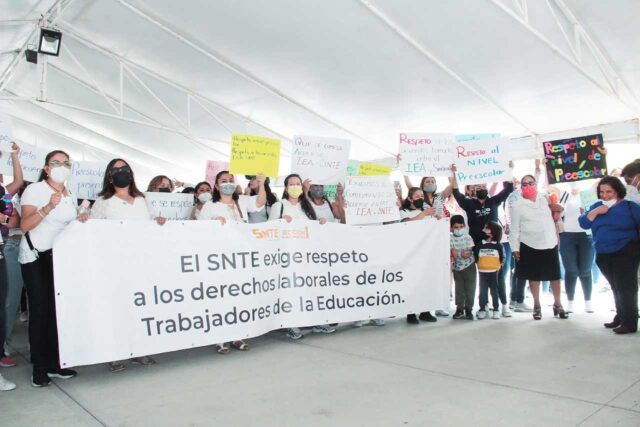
left=522, top=185, right=537, bottom=199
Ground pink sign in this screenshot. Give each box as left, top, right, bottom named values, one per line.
left=205, top=160, right=229, bottom=186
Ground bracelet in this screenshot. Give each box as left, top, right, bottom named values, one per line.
left=37, top=209, right=46, bottom=219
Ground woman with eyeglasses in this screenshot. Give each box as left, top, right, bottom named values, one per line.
left=191, top=181, right=213, bottom=220
left=19, top=151, right=82, bottom=387
left=510, top=174, right=567, bottom=320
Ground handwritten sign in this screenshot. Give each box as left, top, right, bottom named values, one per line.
left=347, top=160, right=360, bottom=176
left=229, top=134, right=280, bottom=177
left=399, top=133, right=454, bottom=177
left=344, top=176, right=400, bottom=225
left=0, top=112, right=12, bottom=145
left=455, top=133, right=501, bottom=143
left=543, top=134, right=607, bottom=184
left=205, top=160, right=229, bottom=187
left=68, top=161, right=105, bottom=200
left=323, top=185, right=337, bottom=201
left=291, top=135, right=350, bottom=184
left=358, top=162, right=392, bottom=176
left=0, top=141, right=48, bottom=182
left=454, top=137, right=512, bottom=185
left=144, top=192, right=194, bottom=220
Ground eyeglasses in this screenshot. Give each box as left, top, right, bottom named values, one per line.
left=49, top=160, right=72, bottom=168
left=521, top=182, right=536, bottom=187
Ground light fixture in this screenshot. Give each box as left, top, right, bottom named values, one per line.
left=38, top=28, right=62, bottom=56
left=25, top=48, right=38, bottom=64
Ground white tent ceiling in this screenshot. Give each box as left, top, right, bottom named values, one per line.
left=1, top=0, right=639, bottom=185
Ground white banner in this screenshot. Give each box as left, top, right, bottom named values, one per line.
left=453, top=137, right=512, bottom=185
left=344, top=176, right=401, bottom=225
left=291, top=135, right=350, bottom=184
left=144, top=192, right=194, bottom=220
left=53, top=220, right=450, bottom=367
left=399, top=133, right=455, bottom=177
left=68, top=161, right=105, bottom=200
left=0, top=141, right=48, bottom=182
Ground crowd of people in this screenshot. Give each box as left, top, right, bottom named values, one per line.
left=1, top=144, right=639, bottom=392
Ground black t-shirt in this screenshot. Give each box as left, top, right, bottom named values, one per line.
left=453, top=183, right=514, bottom=244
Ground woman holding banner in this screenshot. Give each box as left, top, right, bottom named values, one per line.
left=244, top=175, right=278, bottom=223
left=19, top=150, right=82, bottom=387
left=306, top=182, right=345, bottom=224
left=191, top=181, right=213, bottom=220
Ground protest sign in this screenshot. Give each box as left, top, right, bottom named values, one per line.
left=344, top=176, right=401, bottom=225
left=205, top=160, right=229, bottom=186
left=144, top=192, right=194, bottom=220
left=399, top=133, right=454, bottom=177
left=291, top=135, right=350, bottom=184
left=453, top=137, right=512, bottom=185
left=542, top=134, right=607, bottom=184
left=67, top=161, right=105, bottom=200
left=230, top=134, right=280, bottom=177
left=0, top=141, right=48, bottom=182
left=358, top=162, right=392, bottom=176
left=323, top=185, right=337, bottom=201
left=53, top=220, right=450, bottom=367
left=347, top=160, right=360, bottom=176
left=0, top=112, right=12, bottom=145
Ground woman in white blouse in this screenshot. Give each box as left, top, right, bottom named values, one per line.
left=306, top=182, right=345, bottom=223
left=191, top=181, right=212, bottom=220
left=19, top=150, right=81, bottom=387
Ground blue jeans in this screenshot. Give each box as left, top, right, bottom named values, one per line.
left=559, top=232, right=594, bottom=301
left=510, top=258, right=527, bottom=304
left=4, top=239, right=24, bottom=340
left=499, top=243, right=511, bottom=304
left=479, top=271, right=500, bottom=310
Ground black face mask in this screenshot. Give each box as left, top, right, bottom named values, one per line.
left=413, top=198, right=424, bottom=209
left=111, top=171, right=132, bottom=188
left=158, top=187, right=171, bottom=193
left=476, top=189, right=488, bottom=200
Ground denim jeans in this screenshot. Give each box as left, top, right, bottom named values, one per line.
left=479, top=271, right=500, bottom=310
left=499, top=243, right=511, bottom=304
left=510, top=258, right=527, bottom=304
left=0, top=254, right=6, bottom=352
left=559, top=232, right=594, bottom=301
left=4, top=238, right=24, bottom=339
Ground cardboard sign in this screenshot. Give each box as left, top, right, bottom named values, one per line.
left=68, top=161, right=105, bottom=200
left=358, top=162, right=392, bottom=176
left=399, top=133, right=455, bottom=177
left=543, top=134, right=607, bottom=184
left=205, top=160, right=229, bottom=187
left=345, top=176, right=400, bottom=225
left=229, top=134, right=280, bottom=177
left=291, top=135, right=350, bottom=184
left=144, top=192, right=194, bottom=220
left=0, top=141, right=49, bottom=182
left=454, top=137, right=512, bottom=185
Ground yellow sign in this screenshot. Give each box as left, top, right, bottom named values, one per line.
left=358, top=162, right=392, bottom=176
left=229, top=134, right=281, bottom=177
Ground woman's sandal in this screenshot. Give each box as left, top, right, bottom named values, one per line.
left=553, top=304, right=569, bottom=319
left=533, top=306, right=542, bottom=320
left=231, top=341, right=250, bottom=351
left=216, top=344, right=230, bottom=354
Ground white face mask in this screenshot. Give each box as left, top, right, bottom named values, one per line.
left=602, top=199, right=617, bottom=208
left=197, top=192, right=212, bottom=204
left=49, top=165, right=71, bottom=184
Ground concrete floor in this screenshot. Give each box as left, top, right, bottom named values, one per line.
left=1, top=292, right=639, bottom=427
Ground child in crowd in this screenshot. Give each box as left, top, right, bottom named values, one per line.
left=450, top=215, right=477, bottom=320
left=475, top=221, right=505, bottom=320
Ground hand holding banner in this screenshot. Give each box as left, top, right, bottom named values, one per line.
left=230, top=134, right=280, bottom=177
left=0, top=141, right=48, bottom=182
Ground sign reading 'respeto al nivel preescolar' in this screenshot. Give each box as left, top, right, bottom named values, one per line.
left=543, top=133, right=607, bottom=184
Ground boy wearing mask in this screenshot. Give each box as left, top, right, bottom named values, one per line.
left=450, top=215, right=477, bottom=320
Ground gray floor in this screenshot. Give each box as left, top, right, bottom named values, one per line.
left=2, top=293, right=639, bottom=427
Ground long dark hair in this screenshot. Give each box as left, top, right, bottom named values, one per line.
left=212, top=171, right=239, bottom=202
left=402, top=187, right=423, bottom=211
left=282, top=174, right=317, bottom=220
left=484, top=221, right=503, bottom=242
left=250, top=178, right=278, bottom=207
left=98, top=158, right=144, bottom=200
left=38, top=150, right=70, bottom=182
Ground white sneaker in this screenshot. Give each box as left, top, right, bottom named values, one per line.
left=585, top=300, right=594, bottom=313
left=476, top=310, right=487, bottom=320
left=312, top=324, right=336, bottom=334
left=0, top=374, right=16, bottom=391
left=353, top=320, right=365, bottom=328
left=514, top=302, right=533, bottom=312
left=19, top=311, right=28, bottom=323
left=567, top=300, right=574, bottom=313
left=502, top=306, right=512, bottom=317
left=492, top=309, right=500, bottom=319
left=435, top=310, right=449, bottom=317
left=508, top=300, right=516, bottom=310
left=371, top=319, right=386, bottom=326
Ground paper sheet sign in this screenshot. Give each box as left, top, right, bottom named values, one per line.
left=0, top=141, right=49, bottom=182
left=344, top=176, right=400, bottom=225
left=399, top=133, right=454, bottom=177
left=68, top=161, right=105, bottom=200
left=144, top=192, right=194, bottom=220
left=205, top=160, right=229, bottom=187
left=543, top=134, right=607, bottom=184
left=454, top=137, right=512, bottom=185
left=291, top=135, right=350, bottom=184
left=229, top=134, right=280, bottom=177
left=358, top=162, right=392, bottom=176
left=0, top=112, right=12, bottom=145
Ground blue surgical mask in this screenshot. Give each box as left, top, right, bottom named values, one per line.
left=452, top=229, right=464, bottom=237
left=219, top=183, right=236, bottom=196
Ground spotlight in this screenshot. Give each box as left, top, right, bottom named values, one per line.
left=25, top=49, right=38, bottom=64
left=38, top=28, right=62, bottom=56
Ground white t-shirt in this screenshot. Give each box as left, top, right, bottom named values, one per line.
left=199, top=195, right=263, bottom=224
left=269, top=199, right=316, bottom=221
left=90, top=195, right=153, bottom=220
left=561, top=192, right=588, bottom=233
left=19, top=181, right=78, bottom=264
left=311, top=200, right=338, bottom=222
left=400, top=208, right=438, bottom=221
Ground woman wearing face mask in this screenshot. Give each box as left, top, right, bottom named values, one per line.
left=510, top=174, right=567, bottom=321
left=403, top=176, right=452, bottom=218
left=400, top=187, right=438, bottom=323
left=579, top=176, right=640, bottom=334
left=191, top=182, right=213, bottom=220
left=306, top=183, right=345, bottom=223
left=147, top=175, right=174, bottom=193
left=244, top=175, right=278, bottom=223
left=19, top=151, right=82, bottom=387
left=90, top=159, right=165, bottom=371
